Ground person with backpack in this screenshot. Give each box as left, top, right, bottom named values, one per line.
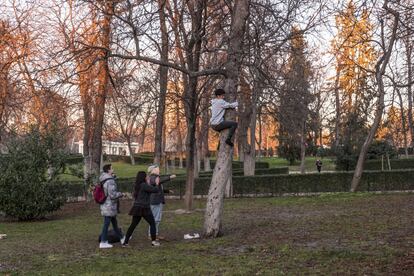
left=148, top=164, right=176, bottom=241
left=99, top=164, right=125, bottom=249
left=210, top=88, right=238, bottom=147
left=122, top=171, right=161, bottom=247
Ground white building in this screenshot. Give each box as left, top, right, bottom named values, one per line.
left=74, top=140, right=140, bottom=156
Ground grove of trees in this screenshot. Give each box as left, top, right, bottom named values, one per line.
left=0, top=0, right=413, bottom=234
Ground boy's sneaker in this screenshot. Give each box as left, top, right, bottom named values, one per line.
left=225, top=139, right=234, bottom=147
left=99, top=242, right=113, bottom=249
left=151, top=240, right=161, bottom=246
left=122, top=242, right=129, bottom=248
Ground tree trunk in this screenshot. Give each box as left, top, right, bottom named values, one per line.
left=204, top=0, right=250, bottom=238
left=300, top=128, right=306, bottom=174
left=244, top=76, right=259, bottom=176
left=126, top=135, right=135, bottom=165
left=334, top=66, right=341, bottom=149
left=200, top=95, right=211, bottom=171
left=396, top=88, right=409, bottom=158
left=139, top=109, right=151, bottom=152
left=80, top=2, right=113, bottom=197
left=154, top=0, right=169, bottom=164
left=404, top=37, right=414, bottom=146
left=351, top=4, right=398, bottom=192
left=184, top=76, right=199, bottom=211
left=257, top=108, right=262, bottom=159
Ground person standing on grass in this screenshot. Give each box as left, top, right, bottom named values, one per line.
left=148, top=164, right=176, bottom=240
left=99, top=164, right=125, bottom=249
left=209, top=88, right=238, bottom=147
left=123, top=171, right=161, bottom=247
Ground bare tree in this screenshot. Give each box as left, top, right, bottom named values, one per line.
left=350, top=0, right=399, bottom=192
left=204, top=0, right=250, bottom=238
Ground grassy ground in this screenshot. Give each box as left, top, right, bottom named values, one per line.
left=261, top=156, right=337, bottom=172
left=59, top=157, right=337, bottom=181
left=1, top=193, right=414, bottom=275
left=60, top=162, right=187, bottom=181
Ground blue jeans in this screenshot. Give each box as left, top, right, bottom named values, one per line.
left=101, top=216, right=123, bottom=243
left=149, top=204, right=163, bottom=235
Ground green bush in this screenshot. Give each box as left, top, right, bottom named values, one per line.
left=65, top=169, right=414, bottom=199
left=366, top=140, right=398, bottom=160
left=197, top=167, right=289, bottom=178
left=0, top=126, right=68, bottom=220
left=66, top=154, right=83, bottom=165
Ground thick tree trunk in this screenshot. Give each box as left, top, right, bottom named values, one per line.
left=154, top=0, right=169, bottom=164
left=351, top=3, right=398, bottom=192
left=184, top=76, right=199, bottom=211
left=204, top=0, right=250, bottom=238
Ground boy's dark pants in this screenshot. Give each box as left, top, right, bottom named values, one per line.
left=212, top=121, right=238, bottom=141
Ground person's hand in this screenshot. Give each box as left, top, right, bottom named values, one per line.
left=170, top=174, right=177, bottom=179
left=155, top=176, right=160, bottom=185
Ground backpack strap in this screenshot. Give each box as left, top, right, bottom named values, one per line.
left=101, top=178, right=113, bottom=197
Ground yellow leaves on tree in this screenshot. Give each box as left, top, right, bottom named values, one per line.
left=332, top=0, right=377, bottom=113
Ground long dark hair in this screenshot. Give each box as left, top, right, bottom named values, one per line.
left=133, top=171, right=147, bottom=199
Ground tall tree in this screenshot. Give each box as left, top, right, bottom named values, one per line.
left=277, top=27, right=312, bottom=173
left=332, top=0, right=377, bottom=153
left=204, top=0, right=250, bottom=238
left=350, top=0, right=399, bottom=192
left=154, top=0, right=170, bottom=165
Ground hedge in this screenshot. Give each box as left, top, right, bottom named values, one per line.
left=66, top=154, right=84, bottom=165
left=197, top=167, right=289, bottom=178
left=364, top=158, right=414, bottom=170
left=167, top=159, right=270, bottom=170
left=64, top=169, right=414, bottom=199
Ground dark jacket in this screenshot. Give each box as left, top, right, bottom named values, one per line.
left=149, top=174, right=172, bottom=205
left=133, top=181, right=160, bottom=208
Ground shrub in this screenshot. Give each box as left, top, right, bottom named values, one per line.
left=364, top=158, right=414, bottom=170
left=197, top=167, right=289, bottom=178
left=366, top=140, right=398, bottom=160
left=0, top=126, right=68, bottom=220
left=65, top=169, right=414, bottom=199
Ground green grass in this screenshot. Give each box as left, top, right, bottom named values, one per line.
left=1, top=193, right=413, bottom=274
left=60, top=162, right=187, bottom=181
left=261, top=156, right=337, bottom=172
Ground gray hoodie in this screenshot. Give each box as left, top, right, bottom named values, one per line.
left=99, top=172, right=123, bottom=217
left=209, top=98, right=238, bottom=126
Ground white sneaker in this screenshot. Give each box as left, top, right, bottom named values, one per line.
left=151, top=240, right=161, bottom=246
left=99, top=242, right=113, bottom=249
left=120, top=236, right=126, bottom=244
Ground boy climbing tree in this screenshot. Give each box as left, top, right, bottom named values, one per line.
left=209, top=88, right=238, bottom=147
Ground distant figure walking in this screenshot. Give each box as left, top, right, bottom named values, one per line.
left=123, top=171, right=161, bottom=247
left=209, top=88, right=238, bottom=147
left=316, top=159, right=323, bottom=173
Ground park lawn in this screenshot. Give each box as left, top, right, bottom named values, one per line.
left=59, top=162, right=187, bottom=181
left=261, top=156, right=337, bottom=172
left=1, top=193, right=414, bottom=275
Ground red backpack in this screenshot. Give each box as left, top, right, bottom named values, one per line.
left=93, top=178, right=112, bottom=204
